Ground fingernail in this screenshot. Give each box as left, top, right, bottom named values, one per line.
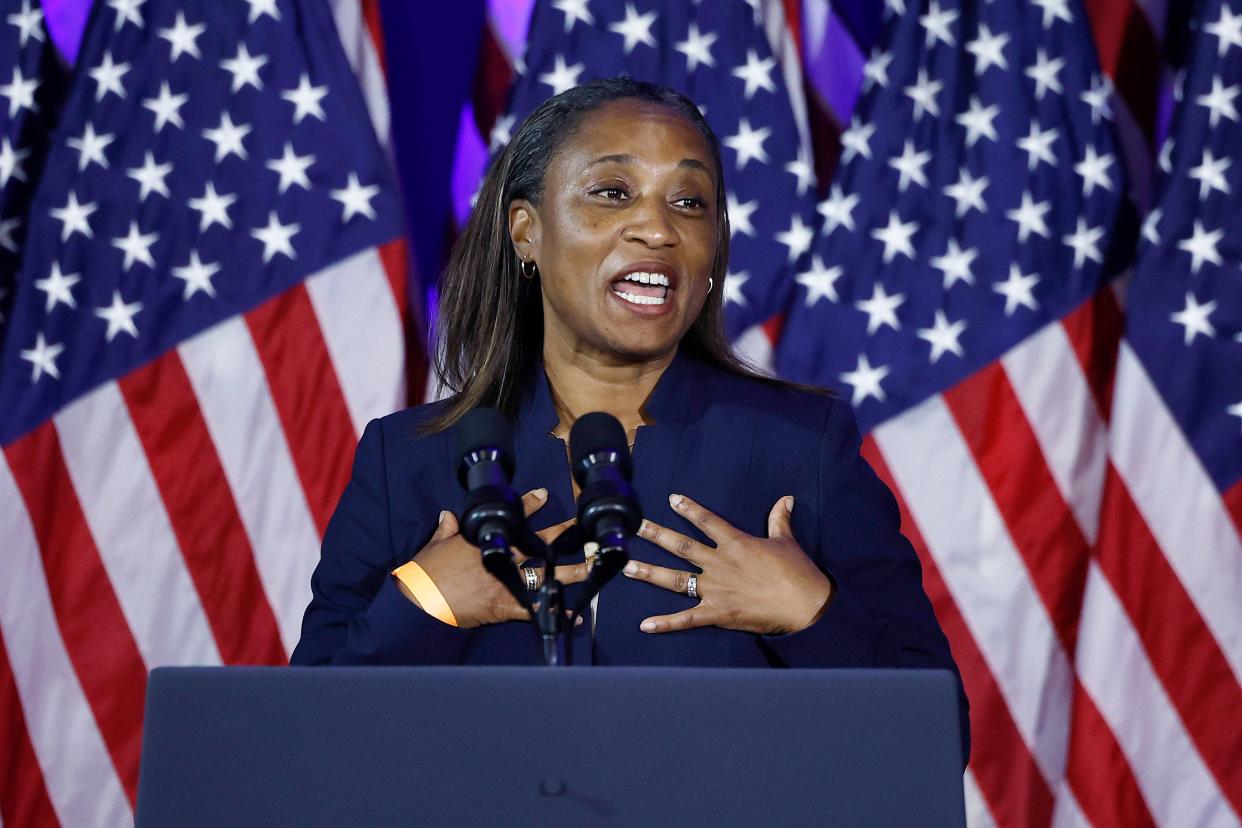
left=640, top=620, right=657, bottom=632
left=786, top=496, right=794, bottom=513
left=669, top=493, right=684, bottom=509
left=623, top=562, right=638, bottom=576
left=438, top=510, right=450, bottom=524
left=533, top=488, right=548, bottom=500
left=639, top=519, right=651, bottom=535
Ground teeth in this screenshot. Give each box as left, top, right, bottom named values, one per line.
left=615, top=290, right=667, bottom=306
left=622, top=271, right=670, bottom=287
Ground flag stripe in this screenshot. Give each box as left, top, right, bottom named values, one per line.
left=305, top=247, right=407, bottom=436
left=4, top=425, right=146, bottom=805
left=53, top=382, right=222, bottom=670
left=178, top=318, right=322, bottom=657
left=246, top=286, right=359, bottom=538
left=0, top=636, right=58, bottom=828
left=1058, top=290, right=1124, bottom=427
left=861, top=436, right=1054, bottom=828
left=330, top=0, right=391, bottom=150
left=1096, top=463, right=1242, bottom=815
left=117, top=352, right=287, bottom=666
left=0, top=457, right=132, bottom=827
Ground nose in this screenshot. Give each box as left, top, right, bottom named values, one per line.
left=622, top=198, right=680, bottom=248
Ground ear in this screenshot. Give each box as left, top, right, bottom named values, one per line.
left=508, top=199, right=540, bottom=262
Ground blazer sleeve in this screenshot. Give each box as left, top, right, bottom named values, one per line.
left=290, top=418, right=470, bottom=666
left=760, top=397, right=971, bottom=762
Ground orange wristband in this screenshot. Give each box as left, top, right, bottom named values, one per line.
left=392, top=561, right=459, bottom=627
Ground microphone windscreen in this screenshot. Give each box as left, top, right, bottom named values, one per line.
left=569, top=412, right=629, bottom=468
left=454, top=407, right=515, bottom=460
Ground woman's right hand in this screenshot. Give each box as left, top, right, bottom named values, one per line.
left=402, top=488, right=588, bottom=628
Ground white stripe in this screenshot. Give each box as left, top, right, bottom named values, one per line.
left=329, top=0, right=391, bottom=148
left=1075, top=565, right=1238, bottom=827
left=1051, top=778, right=1094, bottom=828
left=963, top=769, right=997, bottom=828
left=53, top=384, right=221, bottom=669
left=305, top=247, right=406, bottom=435
left=0, top=458, right=132, bottom=827
left=760, top=0, right=813, bottom=158
left=732, top=321, right=775, bottom=376
left=1110, top=344, right=1242, bottom=681
left=874, top=397, right=1072, bottom=784
left=179, top=318, right=322, bottom=656
left=1001, top=318, right=1108, bottom=543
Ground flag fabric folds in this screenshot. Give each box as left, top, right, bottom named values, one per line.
left=0, top=0, right=408, bottom=823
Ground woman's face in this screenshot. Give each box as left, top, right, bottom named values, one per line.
left=510, top=99, right=720, bottom=364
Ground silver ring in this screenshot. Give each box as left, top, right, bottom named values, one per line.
left=523, top=566, right=540, bottom=591
left=686, top=573, right=699, bottom=600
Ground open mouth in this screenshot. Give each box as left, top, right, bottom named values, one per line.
left=611, top=271, right=670, bottom=306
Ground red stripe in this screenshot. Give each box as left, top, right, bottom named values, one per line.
left=1084, top=0, right=1161, bottom=143
left=473, top=22, right=516, bottom=138
left=246, top=285, right=357, bottom=537
left=117, top=352, right=286, bottom=666
left=862, top=436, right=1053, bottom=828
left=377, top=238, right=429, bottom=408
left=5, top=426, right=145, bottom=805
left=1223, top=479, right=1242, bottom=543
left=803, top=81, right=842, bottom=200
left=1096, top=464, right=1242, bottom=813
left=359, top=0, right=387, bottom=74
left=1065, top=678, right=1158, bottom=828
left=1060, top=289, right=1124, bottom=424
left=780, top=0, right=802, bottom=56
left=942, top=362, right=1090, bottom=655
left=0, top=634, right=59, bottom=827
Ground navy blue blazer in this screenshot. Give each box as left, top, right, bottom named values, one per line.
left=291, top=351, right=968, bottom=757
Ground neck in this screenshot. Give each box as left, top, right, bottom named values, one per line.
left=542, top=345, right=675, bottom=435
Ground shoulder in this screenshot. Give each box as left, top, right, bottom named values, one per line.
left=356, top=398, right=457, bottom=468
left=691, top=358, right=847, bottom=436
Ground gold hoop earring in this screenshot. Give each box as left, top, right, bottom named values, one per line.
left=521, top=259, right=538, bottom=280
left=708, top=277, right=714, bottom=293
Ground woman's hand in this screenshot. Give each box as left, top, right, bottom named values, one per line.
left=624, top=494, right=834, bottom=636
left=403, top=489, right=588, bottom=628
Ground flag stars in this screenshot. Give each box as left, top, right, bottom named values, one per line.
left=904, top=68, right=943, bottom=120
left=202, top=112, right=251, bottom=162
left=1170, top=292, right=1217, bottom=345
left=862, top=50, right=892, bottom=90
left=994, top=264, right=1040, bottom=315
left=723, top=271, right=749, bottom=306
left=1017, top=122, right=1058, bottom=171
left=552, top=0, right=593, bottom=32
left=0, top=66, right=39, bottom=119
left=840, top=354, right=890, bottom=406
left=1026, top=49, right=1064, bottom=100
left=49, top=192, right=96, bottom=241
left=539, top=55, right=585, bottom=96
left=727, top=193, right=759, bottom=237
left=221, top=44, right=268, bottom=93
left=188, top=181, right=236, bottom=232
left=1178, top=220, right=1223, bottom=273
left=871, top=210, right=919, bottom=263
left=818, top=185, right=858, bottom=234
left=943, top=168, right=989, bottom=218
left=796, top=255, right=842, bottom=306
left=158, top=11, right=203, bottom=61
left=89, top=51, right=130, bottom=102
left=143, top=82, right=187, bottom=131
left=266, top=142, right=315, bottom=194
left=1062, top=217, right=1105, bottom=269
left=20, top=332, right=64, bottom=382
left=1031, top=0, right=1073, bottom=28
left=127, top=151, right=172, bottom=201
left=282, top=73, right=328, bottom=124
left=1188, top=148, right=1231, bottom=200
left=0, top=215, right=18, bottom=252
left=7, top=0, right=44, bottom=48
left=106, top=0, right=143, bottom=31
left=919, top=1, right=958, bottom=48
left=723, top=119, right=771, bottom=169
left=1228, top=399, right=1242, bottom=432
left=840, top=118, right=875, bottom=163
left=251, top=211, right=300, bottom=263
left=785, top=147, right=815, bottom=196
left=67, top=123, right=114, bottom=171
left=331, top=173, right=379, bottom=222
left=94, top=290, right=143, bottom=342
left=956, top=96, right=1000, bottom=147
left=172, top=251, right=220, bottom=299
left=1006, top=192, right=1051, bottom=242
left=675, top=23, right=718, bottom=72
left=0, top=137, right=30, bottom=187
left=966, top=24, right=1008, bottom=75
left=732, top=49, right=777, bottom=100
left=35, top=263, right=80, bottom=312
left=112, top=221, right=158, bottom=270
left=855, top=283, right=905, bottom=334
left=1141, top=207, right=1162, bottom=246
left=609, top=3, right=657, bottom=54
left=488, top=114, right=515, bottom=151
left=1080, top=75, right=1114, bottom=124
left=776, top=214, right=814, bottom=263
left=931, top=238, right=978, bottom=288
left=888, top=140, right=931, bottom=192
left=1196, top=76, right=1240, bottom=128
left=918, top=310, right=966, bottom=363
left=1205, top=5, right=1242, bottom=58
left=245, top=0, right=281, bottom=23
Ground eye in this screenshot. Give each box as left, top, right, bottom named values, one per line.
left=675, top=196, right=707, bottom=210
left=591, top=185, right=629, bottom=201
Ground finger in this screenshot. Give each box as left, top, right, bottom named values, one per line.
left=669, top=494, right=737, bottom=543
left=534, top=515, right=576, bottom=545
left=622, top=560, right=700, bottom=595
left=639, top=607, right=711, bottom=634
left=430, top=510, right=458, bottom=541
left=767, top=495, right=795, bottom=539
left=637, top=519, right=706, bottom=563
left=552, top=561, right=590, bottom=585
left=521, top=488, right=550, bottom=517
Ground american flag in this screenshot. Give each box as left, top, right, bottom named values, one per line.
left=0, top=0, right=409, bottom=823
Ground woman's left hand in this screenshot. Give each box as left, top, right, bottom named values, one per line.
left=624, top=494, right=834, bottom=636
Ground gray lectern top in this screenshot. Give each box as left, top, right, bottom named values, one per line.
left=137, top=666, right=964, bottom=827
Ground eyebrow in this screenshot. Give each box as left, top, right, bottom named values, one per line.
left=584, top=154, right=712, bottom=175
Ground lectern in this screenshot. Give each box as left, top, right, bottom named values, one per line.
left=137, top=666, right=965, bottom=826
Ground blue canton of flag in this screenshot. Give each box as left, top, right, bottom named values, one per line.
left=0, top=0, right=67, bottom=340
left=1134, top=0, right=1242, bottom=498
left=0, top=0, right=404, bottom=444
left=493, top=0, right=817, bottom=343
left=775, top=0, right=1132, bottom=432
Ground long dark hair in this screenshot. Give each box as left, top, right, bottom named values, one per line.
left=425, top=77, right=806, bottom=433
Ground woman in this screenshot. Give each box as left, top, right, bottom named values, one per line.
left=291, top=78, right=967, bottom=757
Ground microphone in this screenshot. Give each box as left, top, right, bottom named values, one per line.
left=569, top=413, right=643, bottom=616
left=453, top=408, right=532, bottom=610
